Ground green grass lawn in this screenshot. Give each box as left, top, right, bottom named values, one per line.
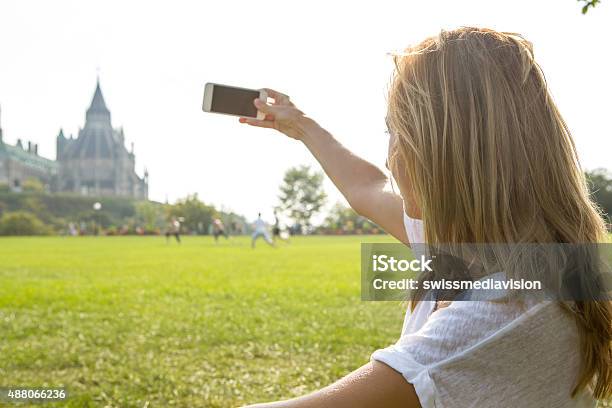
left=3, top=235, right=611, bottom=408
left=0, top=235, right=406, bottom=407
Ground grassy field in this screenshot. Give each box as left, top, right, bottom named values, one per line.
left=3, top=235, right=610, bottom=408
left=0, top=235, right=405, bottom=407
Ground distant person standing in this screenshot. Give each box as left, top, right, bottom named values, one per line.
left=212, top=218, right=228, bottom=243
left=272, top=211, right=289, bottom=243
left=252, top=213, right=274, bottom=248
left=231, top=221, right=241, bottom=235
left=68, top=222, right=78, bottom=236
left=165, top=217, right=181, bottom=243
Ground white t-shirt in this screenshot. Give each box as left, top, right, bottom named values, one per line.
left=370, top=212, right=596, bottom=408
left=254, top=218, right=267, bottom=233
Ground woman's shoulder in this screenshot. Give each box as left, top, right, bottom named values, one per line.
left=397, top=299, right=577, bottom=367
left=373, top=301, right=588, bottom=408
left=445, top=300, right=573, bottom=342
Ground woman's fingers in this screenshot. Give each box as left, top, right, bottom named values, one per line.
left=262, top=88, right=290, bottom=104
left=253, top=98, right=278, bottom=114
left=238, top=117, right=275, bottom=129
left=254, top=99, right=288, bottom=118
left=239, top=91, right=296, bottom=133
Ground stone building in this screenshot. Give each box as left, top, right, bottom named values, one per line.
left=0, top=80, right=148, bottom=199
left=0, top=107, right=58, bottom=191
left=56, top=80, right=148, bottom=199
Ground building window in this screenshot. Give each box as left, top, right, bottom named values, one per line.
left=100, top=180, right=114, bottom=189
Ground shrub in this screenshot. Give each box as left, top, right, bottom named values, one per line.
left=0, top=211, right=51, bottom=236
left=22, top=178, right=45, bottom=193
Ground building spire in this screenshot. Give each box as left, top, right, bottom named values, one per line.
left=89, top=78, right=109, bottom=113
left=85, top=77, right=111, bottom=123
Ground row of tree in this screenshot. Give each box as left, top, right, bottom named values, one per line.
left=0, top=166, right=610, bottom=236
left=0, top=187, right=248, bottom=236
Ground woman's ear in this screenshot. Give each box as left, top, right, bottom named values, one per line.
left=387, top=129, right=422, bottom=219
left=403, top=190, right=422, bottom=220
left=394, top=162, right=422, bottom=220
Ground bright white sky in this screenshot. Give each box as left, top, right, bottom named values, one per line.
left=0, top=0, right=610, bottom=223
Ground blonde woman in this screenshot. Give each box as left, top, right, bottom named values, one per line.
left=239, top=27, right=611, bottom=408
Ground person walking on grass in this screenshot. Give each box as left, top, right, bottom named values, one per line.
left=212, top=218, right=228, bottom=243
left=252, top=213, right=274, bottom=248
left=239, top=27, right=611, bottom=408
left=165, top=217, right=181, bottom=244
left=272, top=210, right=290, bottom=244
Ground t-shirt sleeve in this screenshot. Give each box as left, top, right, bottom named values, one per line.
left=371, top=301, right=527, bottom=408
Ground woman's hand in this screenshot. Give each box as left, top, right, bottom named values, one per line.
left=238, top=88, right=315, bottom=141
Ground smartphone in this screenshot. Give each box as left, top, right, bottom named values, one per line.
left=202, top=83, right=267, bottom=120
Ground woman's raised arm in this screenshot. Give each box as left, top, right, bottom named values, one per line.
left=239, top=89, right=409, bottom=244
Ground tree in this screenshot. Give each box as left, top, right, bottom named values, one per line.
left=135, top=201, right=165, bottom=232
left=167, top=194, right=216, bottom=234
left=322, top=202, right=379, bottom=234
left=278, top=165, right=327, bottom=231
left=586, top=169, right=612, bottom=222
left=577, top=0, right=601, bottom=14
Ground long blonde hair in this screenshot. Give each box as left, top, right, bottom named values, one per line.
left=387, top=27, right=611, bottom=398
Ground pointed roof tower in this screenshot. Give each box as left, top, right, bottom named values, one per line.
left=64, top=78, right=117, bottom=159
left=85, top=78, right=111, bottom=123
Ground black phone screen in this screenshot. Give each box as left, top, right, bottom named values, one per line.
left=211, top=85, right=259, bottom=117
